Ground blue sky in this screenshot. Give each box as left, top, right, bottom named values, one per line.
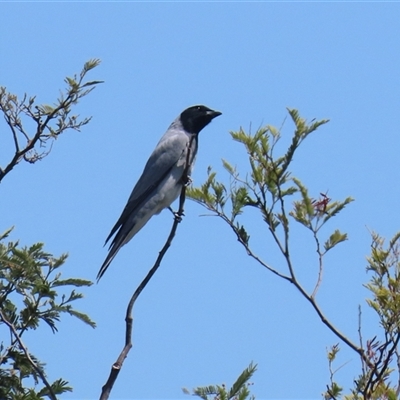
left=1, top=2, right=400, bottom=399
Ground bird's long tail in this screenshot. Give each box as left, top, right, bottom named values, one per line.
left=97, top=237, right=125, bottom=282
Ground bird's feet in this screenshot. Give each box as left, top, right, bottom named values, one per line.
left=168, top=207, right=184, bottom=222
left=181, top=174, right=193, bottom=186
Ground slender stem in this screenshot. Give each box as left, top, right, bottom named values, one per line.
left=311, top=231, right=324, bottom=299
left=272, top=177, right=371, bottom=367
left=358, top=305, right=366, bottom=376
left=3, top=112, right=20, bottom=152
left=99, top=135, right=197, bottom=400
left=189, top=200, right=292, bottom=283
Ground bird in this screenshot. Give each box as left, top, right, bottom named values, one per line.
left=97, top=105, right=222, bottom=281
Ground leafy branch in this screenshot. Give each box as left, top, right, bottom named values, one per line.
left=183, top=362, right=257, bottom=400
left=188, top=109, right=360, bottom=355
left=187, top=109, right=397, bottom=396
left=0, top=227, right=95, bottom=399
left=0, top=59, right=103, bottom=182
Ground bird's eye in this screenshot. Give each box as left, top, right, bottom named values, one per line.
left=196, top=106, right=201, bottom=110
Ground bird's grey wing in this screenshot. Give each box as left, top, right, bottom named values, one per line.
left=104, top=132, right=189, bottom=245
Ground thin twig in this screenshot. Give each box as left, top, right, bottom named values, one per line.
left=394, top=334, right=400, bottom=397
left=3, top=112, right=20, bottom=153
left=0, top=309, right=57, bottom=400
left=369, top=332, right=400, bottom=394
left=297, top=275, right=369, bottom=366
left=226, top=215, right=292, bottom=282
left=237, top=200, right=372, bottom=367
left=99, top=135, right=197, bottom=400
left=195, top=178, right=369, bottom=365
left=311, top=231, right=324, bottom=299
left=277, top=190, right=290, bottom=258
left=358, top=305, right=366, bottom=376
left=188, top=201, right=292, bottom=283
left=267, top=178, right=373, bottom=368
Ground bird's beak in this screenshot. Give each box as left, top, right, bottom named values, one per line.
left=207, top=110, right=222, bottom=119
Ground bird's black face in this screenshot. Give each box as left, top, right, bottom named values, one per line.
left=180, top=105, right=222, bottom=134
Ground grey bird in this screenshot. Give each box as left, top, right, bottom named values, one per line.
left=97, top=105, right=221, bottom=280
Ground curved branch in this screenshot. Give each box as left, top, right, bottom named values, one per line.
left=223, top=213, right=292, bottom=283
left=99, top=135, right=197, bottom=400
left=265, top=177, right=372, bottom=367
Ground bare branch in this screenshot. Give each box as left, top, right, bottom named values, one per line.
left=99, top=135, right=197, bottom=400
left=293, top=266, right=369, bottom=366
left=267, top=213, right=368, bottom=364
left=311, top=230, right=324, bottom=299
left=223, top=212, right=292, bottom=282
left=2, top=111, right=20, bottom=153
left=358, top=305, right=367, bottom=376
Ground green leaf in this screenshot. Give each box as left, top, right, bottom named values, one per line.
left=236, top=223, right=250, bottom=245
left=228, top=362, right=257, bottom=399
left=280, top=186, right=298, bottom=197
left=83, top=58, right=101, bottom=72
left=322, top=197, right=354, bottom=224
left=193, top=385, right=219, bottom=400
left=81, top=80, right=104, bottom=87
left=387, top=389, right=398, bottom=400
left=327, top=343, right=340, bottom=361
left=280, top=109, right=329, bottom=175
left=52, top=278, right=93, bottom=288
left=324, top=230, right=348, bottom=252
left=230, top=128, right=250, bottom=146
left=65, top=77, right=78, bottom=89
left=231, top=186, right=249, bottom=220
left=329, top=381, right=343, bottom=396
left=292, top=178, right=314, bottom=219
left=39, top=378, right=72, bottom=396
left=0, top=226, right=14, bottom=241
left=65, top=309, right=96, bottom=328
